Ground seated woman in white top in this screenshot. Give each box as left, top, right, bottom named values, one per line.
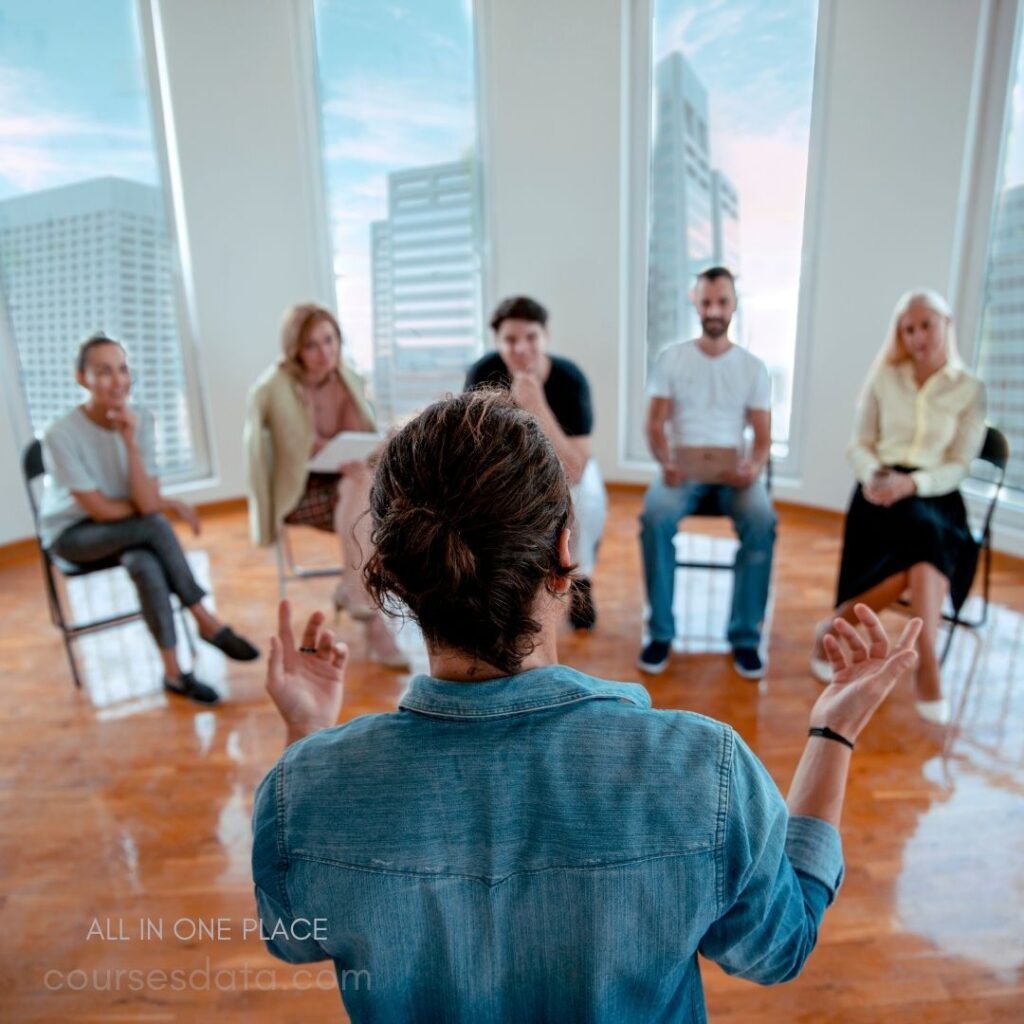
left=39, top=334, right=259, bottom=703
left=811, top=290, right=987, bottom=725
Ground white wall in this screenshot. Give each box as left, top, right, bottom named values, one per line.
left=149, top=0, right=331, bottom=503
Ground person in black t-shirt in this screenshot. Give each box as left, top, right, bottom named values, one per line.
left=465, top=296, right=607, bottom=629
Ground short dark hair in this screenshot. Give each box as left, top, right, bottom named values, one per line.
left=76, top=333, right=125, bottom=373
left=364, top=389, right=575, bottom=674
left=489, top=295, right=549, bottom=333
left=695, top=266, right=737, bottom=290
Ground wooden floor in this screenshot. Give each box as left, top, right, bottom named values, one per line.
left=1, top=491, right=1022, bottom=1023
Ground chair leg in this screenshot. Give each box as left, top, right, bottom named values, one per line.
left=177, top=604, right=196, bottom=669
left=939, top=617, right=959, bottom=665
left=61, top=631, right=83, bottom=689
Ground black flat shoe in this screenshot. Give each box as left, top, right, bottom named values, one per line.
left=164, top=672, right=221, bottom=704
left=204, top=626, right=260, bottom=661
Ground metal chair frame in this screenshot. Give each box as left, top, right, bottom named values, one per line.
left=671, top=461, right=774, bottom=645
left=899, top=425, right=1010, bottom=663
left=274, top=522, right=344, bottom=600
left=22, top=439, right=194, bottom=689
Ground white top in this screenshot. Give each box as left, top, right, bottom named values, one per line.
left=847, top=360, right=986, bottom=497
left=646, top=340, right=771, bottom=447
left=38, top=405, right=157, bottom=547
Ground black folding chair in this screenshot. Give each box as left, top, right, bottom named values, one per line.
left=935, top=425, right=1010, bottom=661
left=22, top=439, right=194, bottom=689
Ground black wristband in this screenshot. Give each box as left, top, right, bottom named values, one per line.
left=808, top=725, right=855, bottom=750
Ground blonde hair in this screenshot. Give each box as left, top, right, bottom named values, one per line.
left=279, top=303, right=342, bottom=377
left=880, top=288, right=962, bottom=368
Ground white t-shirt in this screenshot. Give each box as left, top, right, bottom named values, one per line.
left=646, top=340, right=771, bottom=448
left=38, top=405, right=158, bottom=546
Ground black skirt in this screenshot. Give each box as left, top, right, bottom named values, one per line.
left=835, top=477, right=979, bottom=613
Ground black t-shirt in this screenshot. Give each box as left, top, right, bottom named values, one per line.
left=464, top=352, right=593, bottom=436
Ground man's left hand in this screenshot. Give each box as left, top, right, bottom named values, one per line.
left=720, top=459, right=759, bottom=488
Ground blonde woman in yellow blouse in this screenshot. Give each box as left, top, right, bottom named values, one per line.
left=245, top=303, right=408, bottom=669
left=811, top=290, right=986, bottom=725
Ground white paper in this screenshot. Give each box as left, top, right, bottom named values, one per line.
left=307, top=431, right=383, bottom=472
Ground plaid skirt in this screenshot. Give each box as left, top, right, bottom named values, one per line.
left=283, top=473, right=341, bottom=533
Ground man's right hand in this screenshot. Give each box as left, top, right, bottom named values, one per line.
left=661, top=464, right=685, bottom=487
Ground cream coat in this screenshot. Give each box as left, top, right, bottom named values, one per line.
left=244, top=363, right=377, bottom=546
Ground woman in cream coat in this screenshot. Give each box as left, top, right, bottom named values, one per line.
left=245, top=303, right=406, bottom=668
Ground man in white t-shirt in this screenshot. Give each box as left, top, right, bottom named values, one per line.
left=638, top=267, right=776, bottom=679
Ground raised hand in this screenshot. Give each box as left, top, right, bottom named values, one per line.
left=810, top=604, right=921, bottom=742
left=106, top=407, right=138, bottom=444
left=266, top=599, right=348, bottom=745
left=510, top=371, right=545, bottom=415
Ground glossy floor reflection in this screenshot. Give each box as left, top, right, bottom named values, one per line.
left=0, top=494, right=1021, bottom=1023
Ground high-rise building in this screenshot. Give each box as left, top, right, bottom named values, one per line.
left=647, top=53, right=741, bottom=362
left=978, top=183, right=1024, bottom=490
left=711, top=170, right=740, bottom=270
left=369, top=159, right=482, bottom=425
left=0, top=176, right=193, bottom=474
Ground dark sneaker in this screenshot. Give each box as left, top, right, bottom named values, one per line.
left=568, top=577, right=597, bottom=631
left=732, top=647, right=766, bottom=680
left=204, top=626, right=260, bottom=661
left=637, top=639, right=671, bottom=674
left=164, top=672, right=221, bottom=704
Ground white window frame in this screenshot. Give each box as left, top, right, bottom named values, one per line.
left=133, top=1, right=216, bottom=486
left=1, top=2, right=214, bottom=488
left=619, top=0, right=837, bottom=487
left=304, top=0, right=489, bottom=403
left=951, top=0, right=1024, bottom=554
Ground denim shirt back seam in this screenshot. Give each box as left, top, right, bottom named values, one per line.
left=274, top=760, right=295, bottom=918
left=714, top=726, right=734, bottom=917
left=285, top=845, right=719, bottom=890
left=399, top=690, right=645, bottom=720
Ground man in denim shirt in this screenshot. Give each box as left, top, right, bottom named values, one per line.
left=252, top=390, right=920, bottom=1023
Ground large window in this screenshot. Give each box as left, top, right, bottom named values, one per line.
left=633, top=0, right=819, bottom=458
left=973, top=15, right=1024, bottom=493
left=0, top=0, right=206, bottom=479
left=312, top=0, right=484, bottom=427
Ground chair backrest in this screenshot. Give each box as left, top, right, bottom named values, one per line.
left=977, top=425, right=1010, bottom=475
left=970, top=426, right=1010, bottom=542
left=21, top=438, right=45, bottom=527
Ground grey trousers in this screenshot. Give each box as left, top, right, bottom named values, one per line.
left=52, top=513, right=206, bottom=650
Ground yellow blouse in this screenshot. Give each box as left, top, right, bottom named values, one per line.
left=847, top=360, right=986, bottom=498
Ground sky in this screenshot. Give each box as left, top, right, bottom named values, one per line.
left=313, top=0, right=477, bottom=371
left=0, top=0, right=157, bottom=198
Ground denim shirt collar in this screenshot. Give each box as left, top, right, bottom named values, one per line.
left=399, top=664, right=652, bottom=721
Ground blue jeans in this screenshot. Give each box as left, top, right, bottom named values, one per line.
left=640, top=477, right=776, bottom=648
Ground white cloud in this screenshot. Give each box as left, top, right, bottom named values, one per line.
left=321, top=75, right=473, bottom=170
left=0, top=67, right=154, bottom=195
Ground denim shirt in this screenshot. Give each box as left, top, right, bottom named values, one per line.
left=252, top=666, right=844, bottom=1023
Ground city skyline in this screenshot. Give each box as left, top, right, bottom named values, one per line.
left=0, top=176, right=194, bottom=474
